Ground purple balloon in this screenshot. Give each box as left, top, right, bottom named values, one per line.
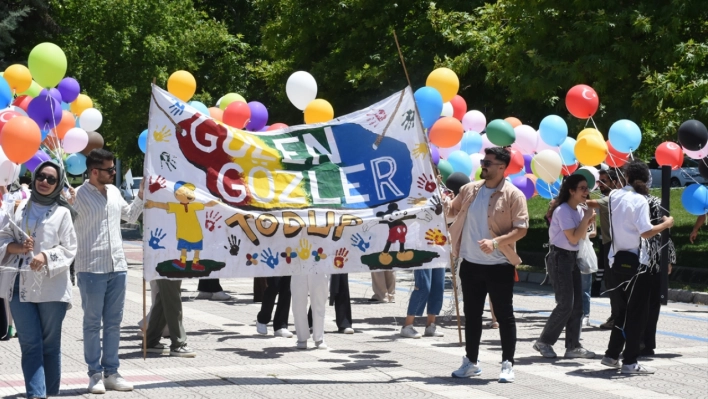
left=40, top=88, right=63, bottom=103
left=431, top=144, right=440, bottom=165
left=25, top=150, right=51, bottom=173
left=27, top=94, right=62, bottom=130
left=512, top=176, right=535, bottom=199
left=245, top=101, right=268, bottom=131
left=57, top=77, right=80, bottom=103
left=523, top=154, right=533, bottom=174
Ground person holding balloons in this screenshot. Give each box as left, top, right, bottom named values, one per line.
left=689, top=214, right=706, bottom=243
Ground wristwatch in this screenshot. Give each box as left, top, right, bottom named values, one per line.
left=492, top=239, right=499, bottom=250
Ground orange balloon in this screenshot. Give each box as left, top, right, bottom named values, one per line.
left=70, top=94, right=93, bottom=116
left=208, top=107, right=223, bottom=122
left=4, top=64, right=32, bottom=93
left=52, top=110, right=75, bottom=139
left=429, top=117, right=464, bottom=148
left=0, top=116, right=41, bottom=163
left=504, top=117, right=522, bottom=128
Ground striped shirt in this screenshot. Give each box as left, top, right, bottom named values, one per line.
left=74, top=180, right=144, bottom=273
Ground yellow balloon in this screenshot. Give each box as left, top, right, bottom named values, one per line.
left=167, top=70, right=197, bottom=102
left=304, top=99, right=334, bottom=124
left=577, top=128, right=603, bottom=142
left=575, top=135, right=608, bottom=166
left=71, top=94, right=93, bottom=116
left=426, top=67, right=459, bottom=103
left=4, top=64, right=32, bottom=93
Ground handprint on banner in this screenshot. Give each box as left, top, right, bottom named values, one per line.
left=169, top=101, right=185, bottom=116
left=280, top=247, right=298, bottom=264
left=407, top=196, right=428, bottom=207
left=148, top=175, right=167, bottom=193
left=224, top=235, right=240, bottom=256
left=401, top=109, right=415, bottom=130
left=333, top=248, right=349, bottom=269
left=160, top=152, right=177, bottom=171
left=245, top=253, right=259, bottom=266
left=366, top=109, right=387, bottom=128
left=148, top=228, right=166, bottom=250
left=425, top=228, right=447, bottom=246
left=350, top=233, right=371, bottom=252
left=417, top=174, right=437, bottom=193
left=153, top=125, right=173, bottom=143
left=204, top=211, right=222, bottom=232
left=296, top=239, right=312, bottom=260
left=261, top=248, right=279, bottom=269
left=311, top=248, right=327, bottom=262
left=412, top=142, right=429, bottom=159
left=429, top=194, right=443, bottom=215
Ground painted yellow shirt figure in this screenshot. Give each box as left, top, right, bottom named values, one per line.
left=167, top=202, right=205, bottom=244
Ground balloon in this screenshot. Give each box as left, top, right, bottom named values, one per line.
left=19, top=80, right=42, bottom=97
left=0, top=77, right=11, bottom=108
left=438, top=159, right=453, bottom=181
left=512, top=125, right=538, bottom=154
left=0, top=109, right=20, bottom=133
left=539, top=115, right=568, bottom=146
left=208, top=107, right=223, bottom=121
left=28, top=43, right=67, bottom=88
left=681, top=184, right=708, bottom=215
left=559, top=137, right=577, bottom=165
left=504, top=117, right=522, bottom=128
left=447, top=150, right=473, bottom=176
left=655, top=141, right=683, bottom=170
left=462, top=110, right=486, bottom=133
left=70, top=94, right=93, bottom=116
left=684, top=146, right=708, bottom=160
left=62, top=127, right=88, bottom=154
left=505, top=149, right=524, bottom=176
left=608, top=119, right=642, bottom=153
left=224, top=100, right=252, bottom=128
left=698, top=157, right=708, bottom=179
left=469, top=153, right=484, bottom=179
left=561, top=162, right=579, bottom=176
left=440, top=102, right=454, bottom=117
left=532, top=150, right=562, bottom=183
left=167, top=70, right=197, bottom=102
left=24, top=150, right=51, bottom=173
left=303, top=99, right=334, bottom=124
left=536, top=178, right=561, bottom=199
left=39, top=88, right=63, bottom=103
left=3, top=64, right=32, bottom=93
left=445, top=172, right=470, bottom=195
left=605, top=140, right=629, bottom=168
left=575, top=134, right=607, bottom=166
left=438, top=141, right=461, bottom=159
left=430, top=144, right=440, bottom=165
left=677, top=120, right=708, bottom=151
left=450, top=95, right=467, bottom=121
left=414, top=87, right=444, bottom=129
left=79, top=108, right=103, bottom=132
left=138, top=129, right=148, bottom=153
left=13, top=95, right=32, bottom=112
left=429, top=117, right=464, bottom=148
left=188, top=101, right=209, bottom=115
left=426, top=67, right=459, bottom=102
left=27, top=94, right=62, bottom=130
left=486, top=119, right=515, bottom=146
left=577, top=127, right=602, bottom=142
left=81, top=131, right=105, bottom=155
left=219, top=93, right=246, bottom=111
left=246, top=101, right=268, bottom=131
left=65, top=153, right=87, bottom=175
left=512, top=176, right=535, bottom=199
left=565, top=84, right=599, bottom=118
left=286, top=71, right=318, bottom=110
left=52, top=110, right=75, bottom=139
left=0, top=116, right=41, bottom=164
left=0, top=146, right=20, bottom=186
left=480, top=133, right=494, bottom=153
left=267, top=123, right=289, bottom=131
left=57, top=77, right=80, bottom=103
left=460, top=131, right=483, bottom=154
left=523, top=154, right=533, bottom=174
left=578, top=166, right=600, bottom=190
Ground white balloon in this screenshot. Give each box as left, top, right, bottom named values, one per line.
left=469, top=153, right=485, bottom=179
left=438, top=141, right=461, bottom=159
left=8, top=106, right=27, bottom=117
left=79, top=108, right=103, bottom=132
left=63, top=127, right=89, bottom=154
left=441, top=102, right=454, bottom=117
left=0, top=146, right=19, bottom=186
left=684, top=146, right=708, bottom=160
left=462, top=110, right=486, bottom=132
left=535, top=132, right=561, bottom=154
left=513, top=125, right=538, bottom=154
left=533, top=150, right=562, bottom=183
left=286, top=71, right=318, bottom=110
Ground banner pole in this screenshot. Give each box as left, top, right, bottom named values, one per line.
left=142, top=278, right=147, bottom=360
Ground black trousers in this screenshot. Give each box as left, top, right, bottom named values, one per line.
left=643, top=270, right=662, bottom=350
left=0, top=299, right=7, bottom=340
left=459, top=260, right=516, bottom=364
left=197, top=279, right=223, bottom=293
left=605, top=270, right=652, bottom=365
left=308, top=274, right=353, bottom=331
left=603, top=243, right=624, bottom=320
left=257, top=277, right=291, bottom=330
left=253, top=278, right=268, bottom=303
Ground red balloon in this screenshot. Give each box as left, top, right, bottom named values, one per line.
left=12, top=95, right=32, bottom=112
left=605, top=140, right=629, bottom=168
left=223, top=101, right=251, bottom=129
left=655, top=141, right=683, bottom=170
left=450, top=95, right=467, bottom=121
left=504, top=148, right=524, bottom=176
left=267, top=123, right=289, bottom=131
left=0, top=110, right=21, bottom=134
left=565, top=84, right=599, bottom=119
left=561, top=162, right=579, bottom=176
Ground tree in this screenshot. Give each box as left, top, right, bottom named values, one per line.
left=0, top=0, right=55, bottom=67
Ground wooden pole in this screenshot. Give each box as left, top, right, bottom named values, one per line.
left=142, top=278, right=147, bottom=360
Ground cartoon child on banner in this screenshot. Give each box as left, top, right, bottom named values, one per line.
left=146, top=181, right=219, bottom=271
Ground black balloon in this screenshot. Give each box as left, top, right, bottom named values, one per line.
left=678, top=119, right=708, bottom=151
left=445, top=172, right=471, bottom=195
left=699, top=157, right=708, bottom=180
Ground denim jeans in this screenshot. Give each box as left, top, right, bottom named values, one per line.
left=407, top=268, right=445, bottom=316
left=10, top=279, right=68, bottom=398
left=581, top=273, right=592, bottom=317
left=539, top=248, right=583, bottom=349
left=77, top=271, right=127, bottom=377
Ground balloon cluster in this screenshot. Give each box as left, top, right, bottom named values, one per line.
left=675, top=119, right=708, bottom=215
left=0, top=42, right=105, bottom=178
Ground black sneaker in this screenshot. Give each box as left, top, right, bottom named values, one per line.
left=599, top=317, right=614, bottom=330
left=170, top=345, right=196, bottom=358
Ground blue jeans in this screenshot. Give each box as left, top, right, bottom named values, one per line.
left=77, top=271, right=127, bottom=377
left=10, top=279, right=68, bottom=398
left=581, top=273, right=592, bottom=317
left=407, top=268, right=445, bottom=316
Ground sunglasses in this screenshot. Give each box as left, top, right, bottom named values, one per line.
left=480, top=160, right=505, bottom=167
left=96, top=166, right=117, bottom=174
left=576, top=186, right=590, bottom=192
left=36, top=173, right=58, bottom=185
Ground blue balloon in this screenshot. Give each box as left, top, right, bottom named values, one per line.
left=559, top=137, right=577, bottom=166
left=189, top=101, right=209, bottom=115
left=0, top=77, right=11, bottom=109
left=681, top=184, right=708, bottom=216
left=61, top=101, right=71, bottom=111
left=138, top=129, right=148, bottom=153
left=414, top=86, right=443, bottom=130
left=609, top=119, right=642, bottom=153
left=509, top=169, right=526, bottom=180
left=460, top=131, right=483, bottom=154
left=539, top=115, right=568, bottom=147
left=447, top=150, right=473, bottom=176
left=41, top=129, right=50, bottom=141
left=536, top=178, right=561, bottom=199
left=65, top=153, right=87, bottom=175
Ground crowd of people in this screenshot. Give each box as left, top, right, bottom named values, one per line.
left=0, top=146, right=697, bottom=398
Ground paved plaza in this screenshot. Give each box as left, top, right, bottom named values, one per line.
left=0, top=239, right=707, bottom=398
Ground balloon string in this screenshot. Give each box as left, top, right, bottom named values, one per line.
left=589, top=116, right=598, bottom=131
left=46, top=96, right=69, bottom=182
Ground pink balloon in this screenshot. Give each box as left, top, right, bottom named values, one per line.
left=63, top=127, right=89, bottom=154
left=462, top=110, right=486, bottom=133
left=535, top=132, right=561, bottom=154
left=512, top=125, right=538, bottom=155
left=684, top=146, right=708, bottom=160
left=438, top=141, right=462, bottom=159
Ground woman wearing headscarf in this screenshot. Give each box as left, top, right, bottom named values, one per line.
left=0, top=160, right=77, bottom=399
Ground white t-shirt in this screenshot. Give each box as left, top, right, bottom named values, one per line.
left=460, top=185, right=508, bottom=265
left=608, top=186, right=653, bottom=267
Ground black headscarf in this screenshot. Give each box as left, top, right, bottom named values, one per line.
left=30, top=160, right=78, bottom=221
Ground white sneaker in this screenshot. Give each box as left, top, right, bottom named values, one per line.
left=211, top=291, right=231, bottom=301
left=104, top=372, right=133, bottom=391
left=400, top=325, right=422, bottom=339
left=88, top=372, right=106, bottom=394
left=621, top=362, right=656, bottom=374
left=451, top=356, right=482, bottom=378
left=170, top=345, right=196, bottom=358
left=601, top=356, right=621, bottom=369
left=274, top=328, right=293, bottom=338
left=296, top=340, right=307, bottom=349
left=341, top=327, right=355, bottom=334
left=424, top=323, right=444, bottom=337
left=256, top=322, right=268, bottom=335
left=195, top=291, right=212, bottom=300
left=582, top=316, right=590, bottom=327
left=146, top=343, right=170, bottom=354
left=315, top=340, right=328, bottom=349
left=498, top=360, right=514, bottom=383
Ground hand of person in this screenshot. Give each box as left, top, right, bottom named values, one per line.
left=138, top=178, right=146, bottom=200
left=29, top=253, right=46, bottom=271
left=23, top=237, right=34, bottom=254
left=662, top=216, right=674, bottom=229
left=583, top=208, right=596, bottom=221
left=690, top=229, right=699, bottom=243
left=478, top=239, right=495, bottom=254
left=668, top=263, right=673, bottom=275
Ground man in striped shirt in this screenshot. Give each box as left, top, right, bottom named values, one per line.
left=74, top=149, right=144, bottom=394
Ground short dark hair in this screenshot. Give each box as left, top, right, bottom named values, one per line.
left=86, top=148, right=114, bottom=172
left=484, top=147, right=511, bottom=167
left=598, top=170, right=609, bottom=177
left=623, top=161, right=650, bottom=195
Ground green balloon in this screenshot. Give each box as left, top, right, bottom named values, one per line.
left=219, top=92, right=246, bottom=110
left=573, top=169, right=596, bottom=191
left=486, top=119, right=516, bottom=147
left=19, top=80, right=42, bottom=97
left=28, top=42, right=67, bottom=88
left=438, top=159, right=453, bottom=181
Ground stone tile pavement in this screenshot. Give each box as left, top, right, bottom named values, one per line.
left=0, top=239, right=706, bottom=398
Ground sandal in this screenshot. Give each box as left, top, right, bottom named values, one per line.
left=486, top=321, right=499, bottom=329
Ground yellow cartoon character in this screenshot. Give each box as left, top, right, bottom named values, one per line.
left=145, top=181, right=219, bottom=271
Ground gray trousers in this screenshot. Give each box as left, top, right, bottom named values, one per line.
left=371, top=271, right=395, bottom=301
left=539, top=248, right=583, bottom=349
left=146, top=280, right=186, bottom=350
